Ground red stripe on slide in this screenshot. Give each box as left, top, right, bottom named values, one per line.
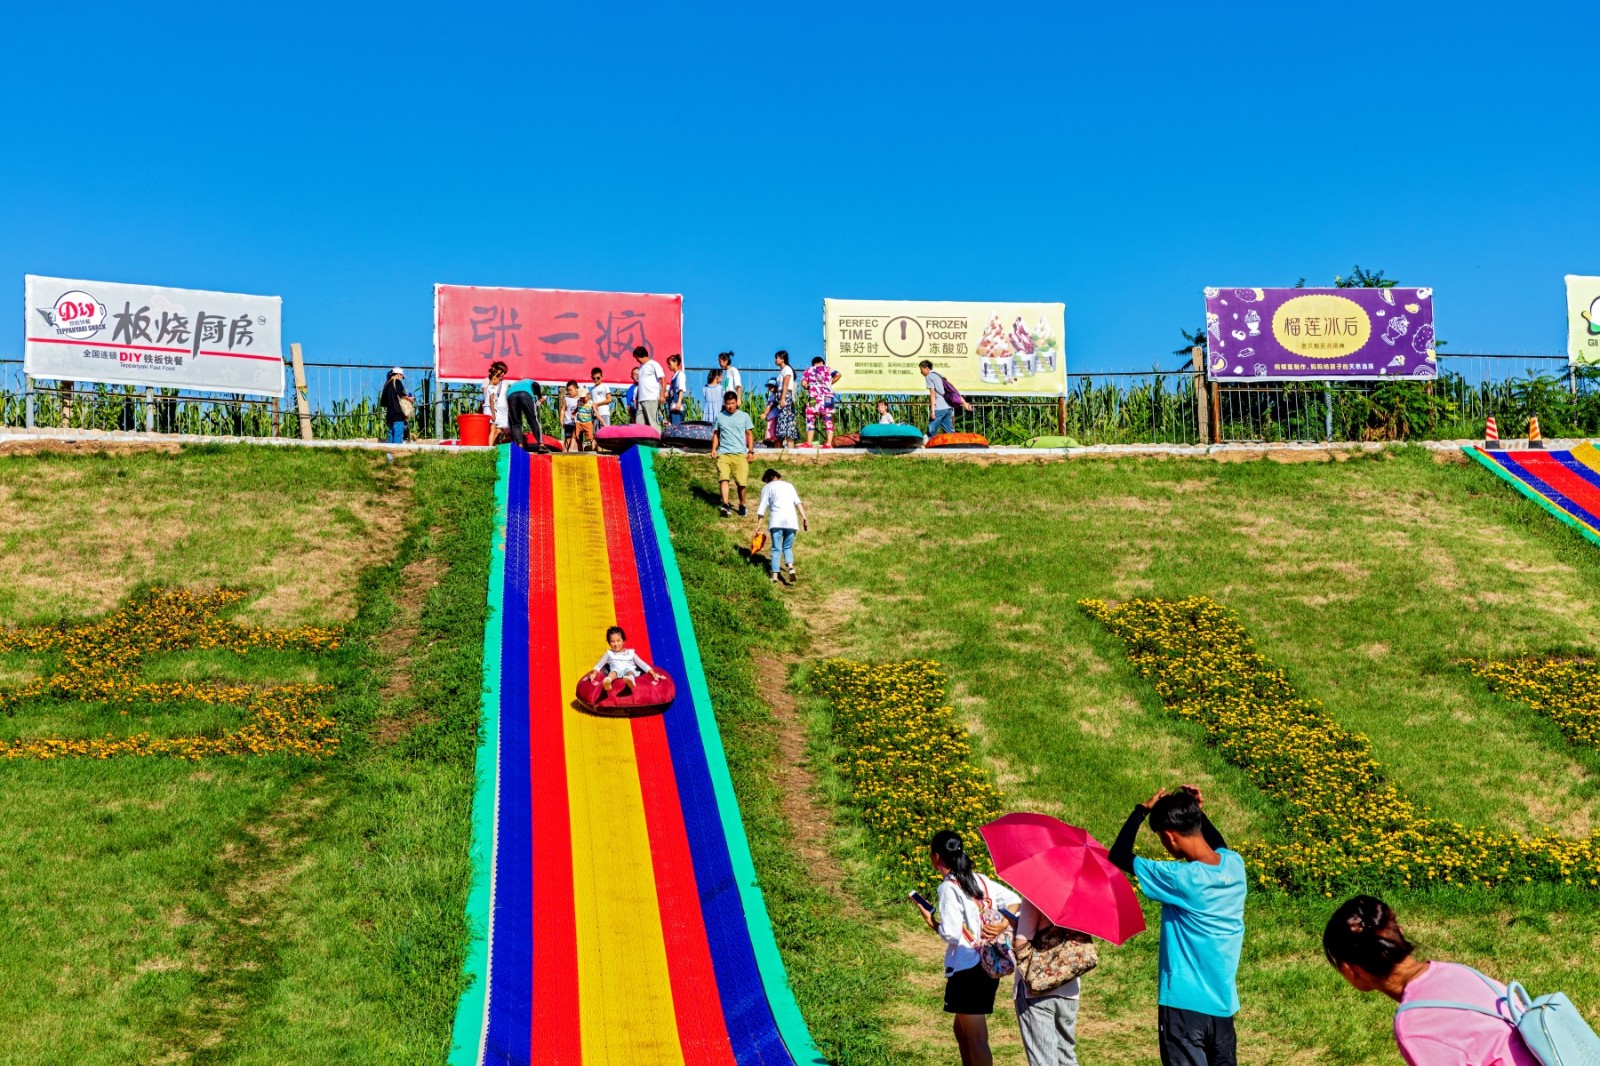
left=1508, top=453, right=1600, bottom=531
left=527, top=456, right=581, bottom=1065
left=597, top=458, right=738, bottom=1066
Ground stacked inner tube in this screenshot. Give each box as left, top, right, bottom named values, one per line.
left=660, top=421, right=715, bottom=452
left=926, top=432, right=989, bottom=449
left=595, top=425, right=662, bottom=453
left=858, top=424, right=924, bottom=452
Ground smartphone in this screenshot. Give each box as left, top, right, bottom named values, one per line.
left=908, top=891, right=933, bottom=913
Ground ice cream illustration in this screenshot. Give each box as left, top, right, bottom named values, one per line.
left=1245, top=309, right=1261, bottom=337
left=1207, top=311, right=1221, bottom=344
left=1204, top=287, right=1220, bottom=298
left=1381, top=314, right=1410, bottom=345
left=1411, top=323, right=1434, bottom=356
left=1252, top=363, right=1267, bottom=377
left=1584, top=296, right=1600, bottom=335
left=1009, top=317, right=1037, bottom=376
left=1386, top=353, right=1406, bottom=368
left=1033, top=315, right=1058, bottom=371
left=976, top=313, right=1016, bottom=383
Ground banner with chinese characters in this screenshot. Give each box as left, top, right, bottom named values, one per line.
left=1566, top=276, right=1600, bottom=366
left=23, top=275, right=284, bottom=396
left=434, top=285, right=684, bottom=384
left=823, top=299, right=1066, bottom=396
left=1203, top=287, right=1436, bottom=381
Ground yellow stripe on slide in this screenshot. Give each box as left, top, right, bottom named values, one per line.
left=551, top=457, right=685, bottom=1066
left=1571, top=442, right=1600, bottom=476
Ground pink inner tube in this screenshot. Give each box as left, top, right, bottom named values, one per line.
left=574, top=671, right=676, bottom=715
left=595, top=424, right=663, bottom=453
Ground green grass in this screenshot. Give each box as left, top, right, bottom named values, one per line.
left=660, top=448, right=1600, bottom=1065
left=0, top=446, right=491, bottom=1064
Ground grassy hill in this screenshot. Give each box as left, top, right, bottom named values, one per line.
left=657, top=447, right=1600, bottom=1065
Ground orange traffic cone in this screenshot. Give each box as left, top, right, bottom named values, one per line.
left=1485, top=416, right=1502, bottom=451
left=1529, top=416, right=1545, bottom=450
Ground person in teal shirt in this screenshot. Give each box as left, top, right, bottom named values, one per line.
left=1109, top=785, right=1246, bottom=1066
left=504, top=378, right=548, bottom=453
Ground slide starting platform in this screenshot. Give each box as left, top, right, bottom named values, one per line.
left=450, top=448, right=821, bottom=1066
left=1467, top=442, right=1600, bottom=548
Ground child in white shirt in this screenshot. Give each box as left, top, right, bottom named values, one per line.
left=587, top=626, right=662, bottom=693
left=876, top=399, right=895, bottom=424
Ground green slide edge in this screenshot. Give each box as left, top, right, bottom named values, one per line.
left=640, top=450, right=825, bottom=1065
left=1463, top=445, right=1600, bottom=549
left=448, top=447, right=509, bottom=1066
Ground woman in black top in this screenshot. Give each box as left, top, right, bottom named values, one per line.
left=380, top=368, right=410, bottom=444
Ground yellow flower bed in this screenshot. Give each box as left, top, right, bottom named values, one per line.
left=1471, top=658, right=1600, bottom=749
left=1083, top=596, right=1600, bottom=893
left=0, top=587, right=341, bottom=761
left=812, top=659, right=1004, bottom=892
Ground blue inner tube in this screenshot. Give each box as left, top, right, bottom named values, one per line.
left=859, top=423, right=924, bottom=450
left=661, top=421, right=715, bottom=450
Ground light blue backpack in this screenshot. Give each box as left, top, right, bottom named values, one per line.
left=1396, top=968, right=1600, bottom=1066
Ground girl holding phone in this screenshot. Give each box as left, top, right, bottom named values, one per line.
left=918, top=830, right=1021, bottom=1066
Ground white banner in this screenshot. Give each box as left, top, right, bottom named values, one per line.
left=24, top=275, right=284, bottom=396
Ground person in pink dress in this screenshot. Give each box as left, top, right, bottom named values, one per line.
left=1323, top=896, right=1538, bottom=1066
left=800, top=356, right=841, bottom=448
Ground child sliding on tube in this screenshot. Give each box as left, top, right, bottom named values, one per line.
left=587, top=626, right=662, bottom=698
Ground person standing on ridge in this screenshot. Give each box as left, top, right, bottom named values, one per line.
left=633, top=346, right=665, bottom=427
left=379, top=367, right=410, bottom=445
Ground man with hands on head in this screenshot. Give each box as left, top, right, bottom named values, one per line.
left=1109, top=785, right=1247, bottom=1066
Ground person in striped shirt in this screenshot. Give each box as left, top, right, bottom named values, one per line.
left=587, top=626, right=663, bottom=694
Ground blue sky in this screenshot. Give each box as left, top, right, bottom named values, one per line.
left=2, top=1, right=1593, bottom=375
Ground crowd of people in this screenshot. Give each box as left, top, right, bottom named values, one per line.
left=379, top=346, right=980, bottom=449
left=924, top=787, right=1572, bottom=1066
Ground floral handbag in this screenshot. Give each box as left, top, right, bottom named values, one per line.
left=956, top=877, right=1016, bottom=979
left=1015, top=921, right=1098, bottom=996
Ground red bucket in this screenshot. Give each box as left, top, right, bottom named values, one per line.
left=457, top=413, right=493, bottom=447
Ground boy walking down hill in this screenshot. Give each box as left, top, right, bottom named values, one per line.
left=1109, top=786, right=1246, bottom=1066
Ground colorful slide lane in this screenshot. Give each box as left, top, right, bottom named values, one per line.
left=1466, top=443, right=1600, bottom=548
left=450, top=448, right=822, bottom=1066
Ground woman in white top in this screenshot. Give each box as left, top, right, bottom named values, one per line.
left=482, top=361, right=511, bottom=443
left=772, top=350, right=798, bottom=449
left=919, top=830, right=1021, bottom=1066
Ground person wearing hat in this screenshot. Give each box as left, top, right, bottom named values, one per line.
left=379, top=367, right=411, bottom=444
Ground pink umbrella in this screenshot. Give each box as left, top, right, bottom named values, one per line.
left=979, top=812, right=1146, bottom=946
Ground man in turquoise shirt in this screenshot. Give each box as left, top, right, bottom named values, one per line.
left=1109, top=786, right=1246, bottom=1066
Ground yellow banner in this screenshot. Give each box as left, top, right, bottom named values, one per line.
left=824, top=299, right=1066, bottom=395
left=1568, top=275, right=1600, bottom=366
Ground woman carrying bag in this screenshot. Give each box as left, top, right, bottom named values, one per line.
left=1013, top=898, right=1097, bottom=1065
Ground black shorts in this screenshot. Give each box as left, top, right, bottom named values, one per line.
left=1158, top=1005, right=1237, bottom=1066
left=943, top=964, right=1000, bottom=1015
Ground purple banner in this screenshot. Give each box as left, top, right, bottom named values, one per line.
left=1204, top=287, right=1435, bottom=381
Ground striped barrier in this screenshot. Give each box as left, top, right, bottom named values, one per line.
left=450, top=449, right=822, bottom=1066
left=1465, top=442, right=1600, bottom=549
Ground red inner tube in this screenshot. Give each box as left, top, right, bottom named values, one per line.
left=574, top=671, right=677, bottom=713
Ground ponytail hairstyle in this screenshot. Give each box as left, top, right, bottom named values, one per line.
left=774, top=349, right=790, bottom=367
left=1323, top=896, right=1415, bottom=978
left=930, top=830, right=984, bottom=900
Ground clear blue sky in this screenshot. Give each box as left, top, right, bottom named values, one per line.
left=2, top=1, right=1593, bottom=375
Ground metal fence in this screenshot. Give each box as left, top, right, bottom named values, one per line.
left=0, top=353, right=1585, bottom=446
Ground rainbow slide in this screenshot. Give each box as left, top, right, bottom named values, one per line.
left=449, top=448, right=822, bottom=1066
left=1466, top=442, right=1600, bottom=548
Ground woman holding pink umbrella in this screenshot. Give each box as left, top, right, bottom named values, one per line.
left=981, top=811, right=1149, bottom=1066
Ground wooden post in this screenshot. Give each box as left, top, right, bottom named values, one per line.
left=1191, top=346, right=1210, bottom=445
left=272, top=395, right=281, bottom=437
left=289, top=344, right=314, bottom=441
left=1209, top=379, right=1221, bottom=444
left=1057, top=394, right=1067, bottom=437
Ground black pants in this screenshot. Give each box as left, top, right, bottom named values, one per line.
left=1158, top=1006, right=1236, bottom=1066
left=507, top=390, right=545, bottom=452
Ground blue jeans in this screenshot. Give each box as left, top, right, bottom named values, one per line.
left=769, top=528, right=796, bottom=573
left=669, top=409, right=685, bottom=426
left=387, top=420, right=406, bottom=444
left=928, top=408, right=954, bottom=437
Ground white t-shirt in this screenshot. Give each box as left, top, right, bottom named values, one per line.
left=669, top=369, right=687, bottom=410
left=482, top=379, right=510, bottom=427
left=936, top=873, right=1021, bottom=976
left=592, top=648, right=653, bottom=678
left=562, top=394, right=579, bottom=425
left=757, top=479, right=803, bottom=532
left=776, top=364, right=795, bottom=402
left=589, top=382, right=612, bottom=413
left=1014, top=898, right=1080, bottom=1001
left=722, top=365, right=743, bottom=397
left=636, top=360, right=666, bottom=402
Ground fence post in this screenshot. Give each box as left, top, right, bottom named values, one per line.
left=289, top=344, right=314, bottom=441
left=435, top=386, right=445, bottom=441
left=1191, top=347, right=1210, bottom=444
left=24, top=375, right=34, bottom=430
left=1571, top=365, right=1578, bottom=396
left=1057, top=393, right=1067, bottom=437
left=61, top=381, right=73, bottom=428
left=144, top=388, right=155, bottom=433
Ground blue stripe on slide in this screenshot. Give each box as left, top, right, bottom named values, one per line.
left=1491, top=452, right=1600, bottom=531
left=484, top=447, right=533, bottom=1064
left=619, top=449, right=794, bottom=1065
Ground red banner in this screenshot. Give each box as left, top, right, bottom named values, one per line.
left=434, top=285, right=683, bottom=384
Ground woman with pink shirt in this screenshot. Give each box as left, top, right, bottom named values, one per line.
left=1323, top=896, right=1537, bottom=1066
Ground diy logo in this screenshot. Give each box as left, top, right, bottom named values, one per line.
left=34, top=290, right=107, bottom=339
